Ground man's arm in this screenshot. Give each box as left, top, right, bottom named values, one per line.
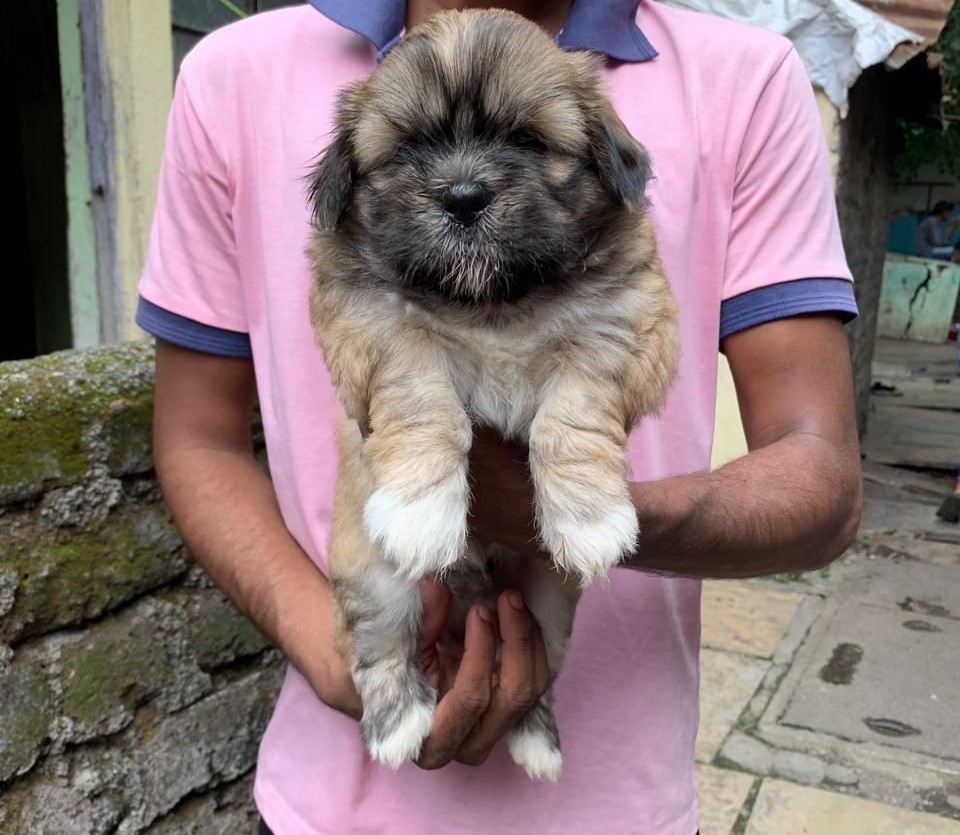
left=469, top=314, right=862, bottom=579
left=152, top=340, right=350, bottom=705
left=627, top=313, right=862, bottom=577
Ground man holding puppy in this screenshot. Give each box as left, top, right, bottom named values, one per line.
left=139, top=0, right=861, bottom=832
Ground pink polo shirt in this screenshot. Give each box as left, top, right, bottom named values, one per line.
left=138, top=3, right=853, bottom=833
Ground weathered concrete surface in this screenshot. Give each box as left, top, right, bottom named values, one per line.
left=696, top=764, right=755, bottom=835
left=859, top=480, right=960, bottom=544
left=696, top=649, right=768, bottom=763
left=835, top=553, right=960, bottom=618
left=866, top=534, right=960, bottom=568
left=780, top=603, right=960, bottom=760
left=701, top=582, right=804, bottom=658
left=698, top=336, right=960, bottom=831
left=746, top=779, right=960, bottom=835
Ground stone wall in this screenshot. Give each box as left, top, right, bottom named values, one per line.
left=0, top=343, right=284, bottom=834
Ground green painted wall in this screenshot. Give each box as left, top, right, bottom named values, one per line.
left=877, top=255, right=960, bottom=344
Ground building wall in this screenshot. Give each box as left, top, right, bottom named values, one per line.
left=891, top=164, right=960, bottom=215
left=99, top=1, right=174, bottom=341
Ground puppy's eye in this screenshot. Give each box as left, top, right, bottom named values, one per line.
left=509, top=130, right=549, bottom=153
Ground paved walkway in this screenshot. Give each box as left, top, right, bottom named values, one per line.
left=697, top=338, right=960, bottom=834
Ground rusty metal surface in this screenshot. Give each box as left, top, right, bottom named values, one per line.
left=858, top=0, right=953, bottom=45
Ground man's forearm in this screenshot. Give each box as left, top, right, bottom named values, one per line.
left=627, top=431, right=862, bottom=579
left=157, top=446, right=338, bottom=693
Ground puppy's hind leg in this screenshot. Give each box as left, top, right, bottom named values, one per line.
left=335, top=563, right=436, bottom=768
left=503, top=555, right=580, bottom=782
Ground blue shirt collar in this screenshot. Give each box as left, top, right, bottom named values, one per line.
left=307, top=1, right=657, bottom=63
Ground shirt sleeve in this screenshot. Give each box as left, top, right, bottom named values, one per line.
left=137, top=61, right=250, bottom=349
left=722, top=47, right=853, bottom=317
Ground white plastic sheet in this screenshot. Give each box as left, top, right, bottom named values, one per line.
left=659, top=0, right=923, bottom=115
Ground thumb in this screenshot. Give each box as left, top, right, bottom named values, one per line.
left=419, top=578, right=452, bottom=647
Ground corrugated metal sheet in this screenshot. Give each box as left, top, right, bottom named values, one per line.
left=858, top=0, right=954, bottom=66
left=860, top=0, right=953, bottom=46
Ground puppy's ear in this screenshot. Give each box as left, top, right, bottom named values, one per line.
left=589, top=101, right=652, bottom=210
left=308, top=81, right=368, bottom=230
left=309, top=134, right=353, bottom=230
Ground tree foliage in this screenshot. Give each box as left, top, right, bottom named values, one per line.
left=896, top=0, right=960, bottom=179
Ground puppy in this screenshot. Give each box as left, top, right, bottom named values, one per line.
left=307, top=9, right=679, bottom=781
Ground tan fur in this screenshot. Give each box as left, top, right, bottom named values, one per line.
left=307, top=9, right=680, bottom=778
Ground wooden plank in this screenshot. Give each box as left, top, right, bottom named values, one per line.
left=870, top=378, right=960, bottom=411
left=57, top=0, right=101, bottom=348
left=863, top=404, right=960, bottom=470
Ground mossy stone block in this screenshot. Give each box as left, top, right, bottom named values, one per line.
left=0, top=501, right=186, bottom=643
left=184, top=591, right=270, bottom=670
left=0, top=343, right=154, bottom=501
left=0, top=655, right=54, bottom=781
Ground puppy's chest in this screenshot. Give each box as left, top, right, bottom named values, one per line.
left=435, top=325, right=554, bottom=440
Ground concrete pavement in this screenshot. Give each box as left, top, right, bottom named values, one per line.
left=696, top=338, right=960, bottom=834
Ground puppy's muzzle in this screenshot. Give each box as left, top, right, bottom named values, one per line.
left=440, top=181, right=492, bottom=226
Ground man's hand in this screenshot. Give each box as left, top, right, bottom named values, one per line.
left=316, top=578, right=551, bottom=769
left=416, top=586, right=550, bottom=769
left=468, top=427, right=538, bottom=555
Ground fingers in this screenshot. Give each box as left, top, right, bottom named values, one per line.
left=419, top=579, right=453, bottom=690
left=417, top=604, right=497, bottom=770
left=419, top=579, right=452, bottom=647
left=454, top=590, right=550, bottom=766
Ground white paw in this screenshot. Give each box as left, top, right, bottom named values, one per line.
left=508, top=726, right=563, bottom=782
left=365, top=698, right=435, bottom=769
left=541, top=501, right=638, bottom=586
left=364, top=486, right=468, bottom=578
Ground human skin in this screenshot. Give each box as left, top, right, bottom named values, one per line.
left=152, top=0, right=861, bottom=772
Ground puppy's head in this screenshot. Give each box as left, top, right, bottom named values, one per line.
left=310, top=9, right=652, bottom=305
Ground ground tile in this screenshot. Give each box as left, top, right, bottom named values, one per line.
left=701, top=582, right=804, bottom=658
left=836, top=552, right=960, bottom=618
left=696, top=764, right=755, bottom=835
left=779, top=602, right=960, bottom=760
left=697, top=649, right=769, bottom=762
left=745, top=778, right=960, bottom=834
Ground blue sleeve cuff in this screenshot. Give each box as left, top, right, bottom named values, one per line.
left=719, top=278, right=858, bottom=341
left=136, top=297, right=253, bottom=358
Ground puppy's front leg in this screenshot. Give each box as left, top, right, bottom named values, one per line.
left=363, top=338, right=472, bottom=579
left=530, top=374, right=637, bottom=586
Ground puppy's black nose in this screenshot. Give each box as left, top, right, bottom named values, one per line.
left=440, top=182, right=491, bottom=225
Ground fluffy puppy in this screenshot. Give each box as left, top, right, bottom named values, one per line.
left=307, top=9, right=679, bottom=781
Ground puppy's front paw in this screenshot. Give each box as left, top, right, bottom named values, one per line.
left=540, top=501, right=638, bottom=587
left=364, top=485, right=468, bottom=578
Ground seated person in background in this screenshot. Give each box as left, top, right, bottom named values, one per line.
left=914, top=201, right=960, bottom=259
